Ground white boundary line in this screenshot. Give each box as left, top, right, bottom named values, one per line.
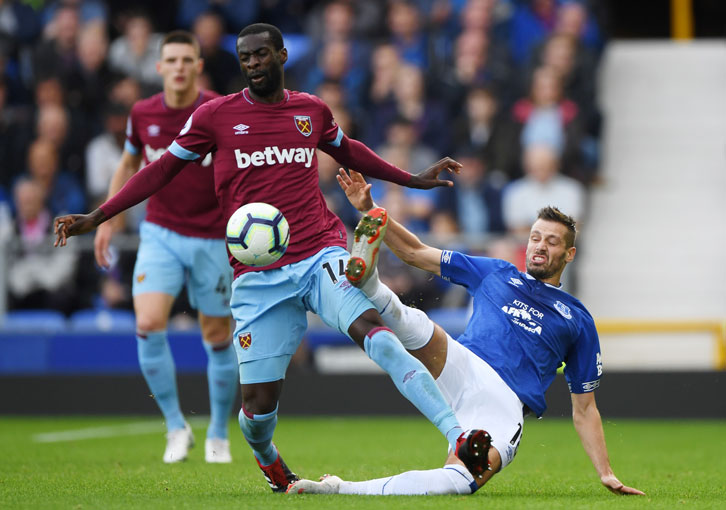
left=32, top=416, right=210, bottom=443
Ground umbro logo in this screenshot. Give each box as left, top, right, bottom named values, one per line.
left=233, top=123, right=249, bottom=135
left=148, top=124, right=160, bottom=136
left=509, top=277, right=523, bottom=287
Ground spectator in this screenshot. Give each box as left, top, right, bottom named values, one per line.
left=24, top=138, right=85, bottom=216
left=108, top=10, right=163, bottom=94
left=365, top=43, right=401, bottom=108
left=192, top=11, right=241, bottom=94
left=509, top=0, right=557, bottom=65
left=364, top=64, right=451, bottom=156
left=501, top=143, right=585, bottom=237
left=451, top=86, right=507, bottom=172
left=502, top=65, right=584, bottom=180
left=33, top=2, right=81, bottom=84
left=176, top=0, right=259, bottom=33
left=437, top=145, right=506, bottom=236
left=387, top=0, right=429, bottom=69
left=85, top=102, right=128, bottom=205
left=7, top=177, right=79, bottom=313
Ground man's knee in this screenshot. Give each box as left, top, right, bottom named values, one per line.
left=347, top=308, right=385, bottom=346
left=241, top=380, right=283, bottom=415
left=200, top=314, right=232, bottom=344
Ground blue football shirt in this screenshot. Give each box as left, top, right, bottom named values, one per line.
left=440, top=251, right=602, bottom=417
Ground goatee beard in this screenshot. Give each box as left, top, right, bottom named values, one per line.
left=248, top=66, right=282, bottom=97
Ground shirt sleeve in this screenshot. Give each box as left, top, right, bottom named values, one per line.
left=124, top=107, right=141, bottom=156
left=318, top=99, right=344, bottom=148
left=440, top=251, right=513, bottom=295
left=563, top=316, right=602, bottom=393
left=168, top=101, right=216, bottom=163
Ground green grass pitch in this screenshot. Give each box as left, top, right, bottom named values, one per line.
left=1, top=416, right=724, bottom=509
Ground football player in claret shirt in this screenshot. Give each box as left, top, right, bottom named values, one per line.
left=287, top=169, right=644, bottom=497
left=54, top=23, right=489, bottom=492
left=93, top=31, right=237, bottom=464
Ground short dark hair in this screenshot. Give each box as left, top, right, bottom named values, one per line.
left=161, top=30, right=200, bottom=56
left=537, top=206, right=577, bottom=247
left=237, top=23, right=284, bottom=51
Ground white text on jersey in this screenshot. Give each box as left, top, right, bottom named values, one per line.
left=234, top=147, right=315, bottom=169
left=145, top=144, right=212, bottom=166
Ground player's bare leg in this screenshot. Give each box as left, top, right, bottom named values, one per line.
left=198, top=313, right=236, bottom=463
left=134, top=292, right=194, bottom=463
left=239, top=380, right=299, bottom=492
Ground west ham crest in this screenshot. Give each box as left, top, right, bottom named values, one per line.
left=238, top=332, right=252, bottom=349
left=294, top=115, right=312, bottom=137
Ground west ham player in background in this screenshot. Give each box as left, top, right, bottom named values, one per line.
left=288, top=170, right=644, bottom=497
left=93, top=31, right=237, bottom=464
left=53, top=23, right=486, bottom=492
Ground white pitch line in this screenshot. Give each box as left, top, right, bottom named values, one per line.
left=32, top=416, right=209, bottom=443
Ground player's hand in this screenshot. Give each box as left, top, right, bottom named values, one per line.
left=54, top=209, right=106, bottom=247
left=601, top=474, right=645, bottom=496
left=407, top=157, right=462, bottom=189
left=94, top=221, right=116, bottom=268
left=337, top=168, right=375, bottom=213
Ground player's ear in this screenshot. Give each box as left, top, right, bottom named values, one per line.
left=155, top=60, right=162, bottom=75
left=565, top=246, right=576, bottom=263
left=197, top=57, right=205, bottom=74
left=279, top=47, right=288, bottom=65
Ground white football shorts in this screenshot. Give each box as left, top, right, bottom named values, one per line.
left=436, top=335, right=525, bottom=469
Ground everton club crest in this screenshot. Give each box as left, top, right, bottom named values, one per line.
left=238, top=332, right=252, bottom=349
left=294, top=115, right=312, bottom=137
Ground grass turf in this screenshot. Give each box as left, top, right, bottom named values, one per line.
left=0, top=416, right=724, bottom=509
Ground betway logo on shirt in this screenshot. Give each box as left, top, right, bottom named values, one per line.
left=145, top=144, right=212, bottom=166
left=234, top=146, right=315, bottom=169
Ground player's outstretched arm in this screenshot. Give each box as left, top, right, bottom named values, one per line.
left=95, top=150, right=143, bottom=268
left=570, top=392, right=645, bottom=496
left=54, top=209, right=107, bottom=247
left=338, top=168, right=443, bottom=276
left=406, top=157, right=462, bottom=189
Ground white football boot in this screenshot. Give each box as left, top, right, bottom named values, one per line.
left=345, top=207, right=388, bottom=288
left=163, top=422, right=194, bottom=463
left=205, top=438, right=232, bottom=463
left=286, top=475, right=343, bottom=495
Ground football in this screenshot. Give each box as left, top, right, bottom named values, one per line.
left=226, top=202, right=290, bottom=267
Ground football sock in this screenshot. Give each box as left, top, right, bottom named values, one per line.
left=364, top=327, right=462, bottom=450
left=338, top=465, right=477, bottom=495
left=238, top=404, right=279, bottom=466
left=136, top=330, right=185, bottom=432
left=203, top=340, right=238, bottom=440
left=361, top=269, right=433, bottom=350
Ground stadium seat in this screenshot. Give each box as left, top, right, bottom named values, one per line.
left=1, top=309, right=67, bottom=333
left=69, top=309, right=136, bottom=333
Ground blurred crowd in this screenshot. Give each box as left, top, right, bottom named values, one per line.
left=0, top=0, right=606, bottom=317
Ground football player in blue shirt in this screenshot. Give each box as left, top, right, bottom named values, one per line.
left=287, top=169, right=644, bottom=497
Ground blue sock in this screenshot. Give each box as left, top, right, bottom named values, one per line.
left=137, top=330, right=185, bottom=432
left=238, top=405, right=279, bottom=466
left=203, top=340, right=239, bottom=440
left=364, top=327, right=463, bottom=450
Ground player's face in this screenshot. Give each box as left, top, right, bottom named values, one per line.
left=157, top=43, right=203, bottom=94
left=237, top=32, right=287, bottom=98
left=525, top=219, right=575, bottom=283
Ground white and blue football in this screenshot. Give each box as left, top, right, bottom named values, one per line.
left=226, top=202, right=290, bottom=267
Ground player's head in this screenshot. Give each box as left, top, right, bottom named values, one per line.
left=157, top=30, right=203, bottom=95
left=236, top=23, right=287, bottom=98
left=525, top=206, right=577, bottom=284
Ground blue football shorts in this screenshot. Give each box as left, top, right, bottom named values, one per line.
left=132, top=221, right=232, bottom=317
left=230, top=246, right=374, bottom=384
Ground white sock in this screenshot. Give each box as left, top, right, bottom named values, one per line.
left=361, top=269, right=434, bottom=350
left=339, top=465, right=476, bottom=495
